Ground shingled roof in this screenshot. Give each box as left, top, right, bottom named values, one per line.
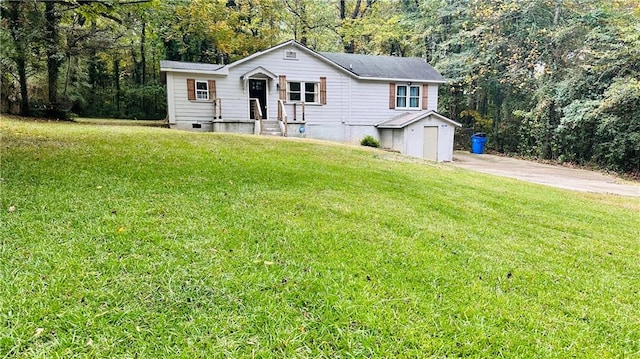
left=376, top=110, right=461, bottom=128
left=160, top=40, right=446, bottom=83
left=319, top=52, right=445, bottom=82
left=159, top=60, right=225, bottom=73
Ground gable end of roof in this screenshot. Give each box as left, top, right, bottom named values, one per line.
left=160, top=40, right=446, bottom=83
left=376, top=110, right=462, bottom=128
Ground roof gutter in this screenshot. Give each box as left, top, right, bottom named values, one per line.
left=159, top=68, right=228, bottom=76
left=357, top=76, right=447, bottom=84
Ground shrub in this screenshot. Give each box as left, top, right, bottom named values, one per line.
left=360, top=135, right=380, bottom=148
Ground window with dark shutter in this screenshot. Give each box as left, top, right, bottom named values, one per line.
left=320, top=77, right=327, bottom=105
left=395, top=84, right=420, bottom=109
left=187, top=79, right=196, bottom=101
left=195, top=81, right=209, bottom=100
left=279, top=75, right=286, bottom=100
left=422, top=84, right=428, bottom=110
left=389, top=83, right=396, bottom=109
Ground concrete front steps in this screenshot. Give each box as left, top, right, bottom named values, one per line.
left=260, top=120, right=282, bottom=136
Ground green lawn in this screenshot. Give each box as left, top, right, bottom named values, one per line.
left=1, top=116, right=639, bottom=358
left=73, top=117, right=167, bottom=127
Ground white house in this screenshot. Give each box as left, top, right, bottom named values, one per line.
left=160, top=40, right=461, bottom=162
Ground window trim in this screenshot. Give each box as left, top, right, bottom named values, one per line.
left=195, top=80, right=209, bottom=101
left=396, top=84, right=421, bottom=109
left=287, top=81, right=319, bottom=104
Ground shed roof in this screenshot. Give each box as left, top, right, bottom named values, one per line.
left=319, top=52, right=445, bottom=82
left=376, top=110, right=462, bottom=129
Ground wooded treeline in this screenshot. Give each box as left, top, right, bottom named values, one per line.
left=1, top=0, right=639, bottom=173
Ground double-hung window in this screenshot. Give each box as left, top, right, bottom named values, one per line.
left=396, top=85, right=420, bottom=109
left=287, top=81, right=319, bottom=103
left=196, top=81, right=209, bottom=100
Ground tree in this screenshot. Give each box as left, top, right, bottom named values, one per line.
left=281, top=0, right=337, bottom=50
left=339, top=1, right=409, bottom=55
left=1, top=0, right=43, bottom=115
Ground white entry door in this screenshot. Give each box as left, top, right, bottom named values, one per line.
left=423, top=126, right=439, bottom=161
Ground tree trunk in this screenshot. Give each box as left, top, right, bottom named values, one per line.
left=299, top=3, right=307, bottom=46
left=17, top=53, right=30, bottom=116
left=5, top=3, right=30, bottom=116
left=553, top=0, right=562, bottom=26
left=45, top=2, right=62, bottom=105
left=141, top=22, right=146, bottom=85
left=114, top=56, right=121, bottom=116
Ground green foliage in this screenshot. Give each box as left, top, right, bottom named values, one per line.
left=459, top=110, right=493, bottom=133
left=2, top=118, right=640, bottom=356
left=1, top=0, right=639, bottom=173
left=592, top=78, right=640, bottom=172
left=415, top=0, right=640, bottom=174
left=555, top=100, right=599, bottom=164
left=360, top=135, right=380, bottom=148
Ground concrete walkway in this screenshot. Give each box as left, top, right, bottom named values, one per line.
left=449, top=152, right=640, bottom=197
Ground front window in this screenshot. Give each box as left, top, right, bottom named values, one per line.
left=196, top=81, right=209, bottom=100
left=287, top=81, right=318, bottom=103
left=397, top=85, right=420, bottom=109
left=288, top=82, right=301, bottom=101
left=304, top=82, right=318, bottom=102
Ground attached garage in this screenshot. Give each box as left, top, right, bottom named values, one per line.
left=376, top=110, right=461, bottom=162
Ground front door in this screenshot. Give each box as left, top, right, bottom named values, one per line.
left=249, top=79, right=267, bottom=119
left=423, top=126, right=439, bottom=161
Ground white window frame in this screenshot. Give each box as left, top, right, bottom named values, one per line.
left=396, top=85, right=420, bottom=109
left=196, top=80, right=209, bottom=101
left=287, top=81, right=319, bottom=103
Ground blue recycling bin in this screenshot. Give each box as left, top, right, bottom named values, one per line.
left=471, top=133, right=487, bottom=154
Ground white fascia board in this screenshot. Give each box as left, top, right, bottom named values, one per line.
left=376, top=110, right=462, bottom=128
left=358, top=77, right=447, bottom=84
left=224, top=39, right=447, bottom=84
left=228, top=40, right=360, bottom=79
left=240, top=66, right=278, bottom=80
left=429, top=111, right=463, bottom=127
left=227, top=40, right=297, bottom=69
left=159, top=68, right=229, bottom=76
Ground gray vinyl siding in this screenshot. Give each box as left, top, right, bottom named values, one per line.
left=349, top=81, right=440, bottom=126
left=168, top=72, right=226, bottom=124
left=226, top=45, right=349, bottom=140
left=403, top=117, right=455, bottom=161
left=164, top=43, right=443, bottom=144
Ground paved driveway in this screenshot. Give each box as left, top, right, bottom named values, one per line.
left=449, top=152, right=640, bottom=197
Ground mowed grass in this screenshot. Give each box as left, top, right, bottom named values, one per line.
left=1, top=117, right=639, bottom=358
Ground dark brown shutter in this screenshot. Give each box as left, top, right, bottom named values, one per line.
left=320, top=77, right=327, bottom=105
left=187, top=78, right=196, bottom=101
left=422, top=84, right=428, bottom=110
left=279, top=75, right=287, bottom=100
left=208, top=80, right=216, bottom=101
left=389, top=83, right=396, bottom=109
